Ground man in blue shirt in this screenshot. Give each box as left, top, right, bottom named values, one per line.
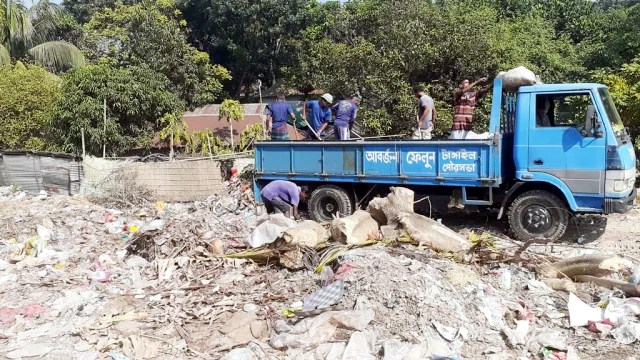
left=332, top=94, right=361, bottom=140
left=302, top=93, right=333, bottom=140
left=266, top=94, right=296, bottom=140
left=260, top=180, right=308, bottom=219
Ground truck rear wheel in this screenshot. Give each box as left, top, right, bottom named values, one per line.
left=308, top=185, right=353, bottom=222
left=507, top=190, right=569, bottom=241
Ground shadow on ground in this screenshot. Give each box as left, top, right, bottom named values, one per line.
left=436, top=209, right=608, bottom=245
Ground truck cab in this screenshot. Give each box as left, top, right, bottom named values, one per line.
left=510, top=83, right=636, bottom=214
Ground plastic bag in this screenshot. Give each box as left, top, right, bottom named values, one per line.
left=246, top=213, right=297, bottom=248
left=497, top=66, right=538, bottom=91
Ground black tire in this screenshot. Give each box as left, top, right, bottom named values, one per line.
left=308, top=185, right=353, bottom=222
left=507, top=190, right=569, bottom=241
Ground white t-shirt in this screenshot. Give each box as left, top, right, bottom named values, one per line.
left=418, top=95, right=434, bottom=129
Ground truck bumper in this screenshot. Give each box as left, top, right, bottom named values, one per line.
left=605, top=187, right=637, bottom=214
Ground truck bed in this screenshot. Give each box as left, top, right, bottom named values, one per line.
left=254, top=138, right=504, bottom=188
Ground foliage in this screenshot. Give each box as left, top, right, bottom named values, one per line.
left=219, top=100, right=244, bottom=123
left=0, top=0, right=85, bottom=72
left=52, top=64, right=183, bottom=155
left=49, top=11, right=86, bottom=46
left=5, top=0, right=640, bottom=154
left=0, top=63, right=61, bottom=150
left=159, top=112, right=189, bottom=159
left=219, top=99, right=244, bottom=148
left=63, top=0, right=135, bottom=24
left=187, top=130, right=231, bottom=156
left=239, top=123, right=267, bottom=151
left=593, top=57, right=640, bottom=144
left=181, top=0, right=316, bottom=97
left=84, top=1, right=230, bottom=108
left=286, top=0, right=583, bottom=136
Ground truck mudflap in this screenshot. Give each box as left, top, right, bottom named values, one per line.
left=605, top=187, right=637, bottom=214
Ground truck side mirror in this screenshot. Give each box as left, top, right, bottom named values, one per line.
left=582, top=105, right=596, bottom=137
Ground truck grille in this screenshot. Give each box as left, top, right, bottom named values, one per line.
left=605, top=198, right=614, bottom=214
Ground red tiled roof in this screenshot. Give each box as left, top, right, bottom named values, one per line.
left=181, top=103, right=303, bottom=141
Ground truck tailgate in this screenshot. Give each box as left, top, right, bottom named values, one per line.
left=255, top=139, right=502, bottom=187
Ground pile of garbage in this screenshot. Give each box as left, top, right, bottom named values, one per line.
left=1, top=181, right=640, bottom=359
left=239, top=187, right=472, bottom=271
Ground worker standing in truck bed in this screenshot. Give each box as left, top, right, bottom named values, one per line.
left=302, top=93, right=333, bottom=140
left=266, top=94, right=296, bottom=141
left=412, top=85, right=436, bottom=140
left=451, top=77, right=491, bottom=140
left=332, top=94, right=361, bottom=140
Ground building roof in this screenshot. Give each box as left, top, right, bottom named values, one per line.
left=181, top=103, right=304, bottom=142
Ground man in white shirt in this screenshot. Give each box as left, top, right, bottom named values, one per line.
left=412, top=85, right=436, bottom=140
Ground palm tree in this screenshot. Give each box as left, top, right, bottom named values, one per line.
left=0, top=0, right=85, bottom=71
left=219, top=99, right=245, bottom=150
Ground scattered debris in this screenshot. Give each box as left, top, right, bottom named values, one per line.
left=1, top=182, right=639, bottom=359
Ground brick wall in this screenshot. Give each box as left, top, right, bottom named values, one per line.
left=83, top=156, right=226, bottom=202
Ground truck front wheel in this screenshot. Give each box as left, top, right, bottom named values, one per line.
left=308, top=185, right=353, bottom=222
left=507, top=190, right=569, bottom=241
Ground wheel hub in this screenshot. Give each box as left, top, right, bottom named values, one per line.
left=522, top=205, right=552, bottom=233
left=319, top=197, right=339, bottom=218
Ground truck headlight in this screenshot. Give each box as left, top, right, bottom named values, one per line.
left=614, top=178, right=635, bottom=192
left=614, top=180, right=627, bottom=192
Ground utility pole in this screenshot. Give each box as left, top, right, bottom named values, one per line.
left=102, top=99, right=107, bottom=158
left=81, top=128, right=86, bottom=158
left=258, top=80, right=266, bottom=138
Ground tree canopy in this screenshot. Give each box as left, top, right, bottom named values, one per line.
left=1, top=0, right=640, bottom=155
left=1, top=0, right=85, bottom=71
left=181, top=0, right=317, bottom=97
left=84, top=1, right=230, bottom=108
left=0, top=62, right=61, bottom=150
left=52, top=64, right=183, bottom=155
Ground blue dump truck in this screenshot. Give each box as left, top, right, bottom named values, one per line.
left=253, top=79, right=637, bottom=241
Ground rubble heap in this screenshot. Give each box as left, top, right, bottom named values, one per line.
left=1, top=182, right=639, bottom=360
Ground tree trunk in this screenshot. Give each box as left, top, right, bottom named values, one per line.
left=230, top=120, right=234, bottom=150
left=234, top=69, right=248, bottom=99
left=169, top=130, right=174, bottom=160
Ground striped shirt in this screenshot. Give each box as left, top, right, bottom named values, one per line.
left=453, top=91, right=477, bottom=131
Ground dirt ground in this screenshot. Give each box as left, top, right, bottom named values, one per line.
left=1, top=186, right=639, bottom=360
left=443, top=205, right=640, bottom=256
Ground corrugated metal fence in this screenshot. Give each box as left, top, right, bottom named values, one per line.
left=0, top=151, right=83, bottom=195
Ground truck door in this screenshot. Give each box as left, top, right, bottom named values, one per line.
left=528, top=92, right=606, bottom=209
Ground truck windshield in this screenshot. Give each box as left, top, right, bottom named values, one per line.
left=598, top=87, right=629, bottom=144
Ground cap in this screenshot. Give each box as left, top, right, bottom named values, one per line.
left=320, top=93, right=334, bottom=104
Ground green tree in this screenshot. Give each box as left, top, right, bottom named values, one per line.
left=219, top=99, right=244, bottom=149
left=579, top=4, right=640, bottom=70
left=239, top=123, right=266, bottom=151
left=62, top=0, right=135, bottom=24
left=52, top=64, right=183, bottom=155
left=593, top=57, right=640, bottom=145
left=159, top=112, right=189, bottom=159
left=181, top=0, right=316, bottom=98
left=0, top=62, right=61, bottom=150
left=0, top=0, right=85, bottom=71
left=287, top=0, right=583, bottom=136
left=84, top=0, right=229, bottom=108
